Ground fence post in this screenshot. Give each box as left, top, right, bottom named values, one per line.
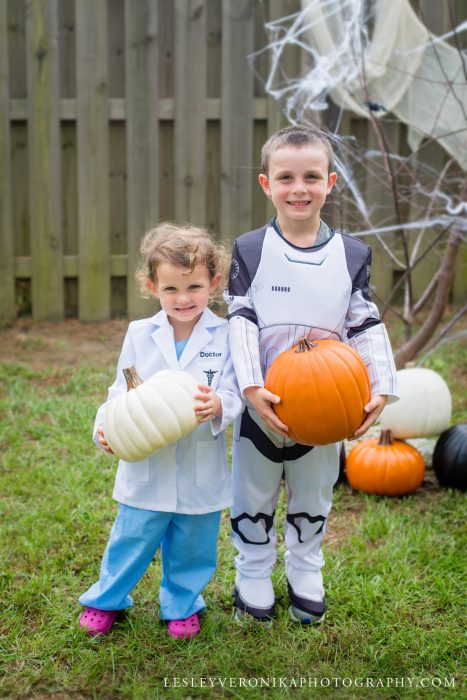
left=265, top=0, right=301, bottom=224
left=174, top=0, right=207, bottom=227
left=221, top=0, right=255, bottom=242
left=362, top=121, right=399, bottom=305
left=76, top=0, right=110, bottom=321
left=125, top=0, right=160, bottom=319
left=26, top=0, right=64, bottom=320
left=0, top=0, right=15, bottom=324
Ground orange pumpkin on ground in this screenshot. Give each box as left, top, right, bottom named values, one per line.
left=265, top=337, right=371, bottom=446
left=346, top=430, right=425, bottom=496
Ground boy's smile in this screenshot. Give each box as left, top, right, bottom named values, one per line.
left=258, top=144, right=337, bottom=245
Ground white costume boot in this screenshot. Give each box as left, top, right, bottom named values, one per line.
left=234, top=573, right=275, bottom=621
left=286, top=565, right=325, bottom=624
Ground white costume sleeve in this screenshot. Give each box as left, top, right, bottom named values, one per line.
left=225, top=315, right=264, bottom=397
left=211, top=346, right=245, bottom=435
left=346, top=249, right=398, bottom=402
left=224, top=239, right=264, bottom=397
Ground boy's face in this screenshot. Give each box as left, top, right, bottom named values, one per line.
left=258, top=144, right=337, bottom=231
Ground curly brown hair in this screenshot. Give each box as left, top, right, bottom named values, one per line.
left=136, top=222, right=227, bottom=299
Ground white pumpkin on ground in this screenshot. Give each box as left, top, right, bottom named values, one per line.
left=104, top=366, right=199, bottom=462
left=379, top=367, right=451, bottom=439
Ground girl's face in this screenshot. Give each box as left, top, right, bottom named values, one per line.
left=148, top=262, right=221, bottom=334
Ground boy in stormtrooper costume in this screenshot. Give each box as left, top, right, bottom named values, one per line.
left=224, top=125, right=398, bottom=623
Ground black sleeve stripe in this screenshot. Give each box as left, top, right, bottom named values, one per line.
left=341, top=234, right=372, bottom=301
left=227, top=307, right=258, bottom=325
left=228, top=225, right=268, bottom=297
left=228, top=241, right=251, bottom=297
left=347, top=318, right=382, bottom=338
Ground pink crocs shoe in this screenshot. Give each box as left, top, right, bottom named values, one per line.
left=79, top=606, right=119, bottom=636
left=167, top=613, right=200, bottom=639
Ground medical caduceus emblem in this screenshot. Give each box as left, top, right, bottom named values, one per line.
left=203, top=369, right=218, bottom=387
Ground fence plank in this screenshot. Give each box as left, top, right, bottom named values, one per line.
left=59, top=1, right=78, bottom=260
left=58, top=0, right=75, bottom=98
left=0, top=0, right=15, bottom=322
left=3, top=0, right=465, bottom=318
left=174, top=0, right=206, bottom=225
left=453, top=242, right=467, bottom=303
left=76, top=0, right=110, bottom=321
left=206, top=121, right=220, bottom=233
left=8, top=0, right=26, bottom=98
left=61, top=123, right=77, bottom=255
left=158, top=0, right=174, bottom=98
left=109, top=122, right=126, bottom=257
left=108, top=0, right=125, bottom=98
left=26, top=0, right=64, bottom=320
left=206, top=0, right=221, bottom=98
left=125, top=0, right=160, bottom=319
left=220, top=0, right=255, bottom=241
left=408, top=0, right=454, bottom=303
left=9, top=95, right=269, bottom=120
left=451, top=1, right=467, bottom=303
left=265, top=0, right=301, bottom=226
left=363, top=120, right=400, bottom=305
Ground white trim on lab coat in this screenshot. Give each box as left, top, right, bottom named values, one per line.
left=94, top=308, right=243, bottom=514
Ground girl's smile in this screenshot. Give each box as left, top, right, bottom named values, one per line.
left=148, top=262, right=221, bottom=339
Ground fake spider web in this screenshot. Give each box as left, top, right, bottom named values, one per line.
left=251, top=0, right=467, bottom=263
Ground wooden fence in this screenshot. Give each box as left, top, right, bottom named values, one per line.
left=1, top=0, right=465, bottom=322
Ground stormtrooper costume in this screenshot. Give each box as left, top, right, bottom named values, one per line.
left=225, top=219, right=398, bottom=622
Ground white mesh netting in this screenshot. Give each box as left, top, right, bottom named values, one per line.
left=252, top=0, right=466, bottom=257
left=260, top=0, right=467, bottom=169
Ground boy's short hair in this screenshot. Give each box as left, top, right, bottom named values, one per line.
left=261, top=125, right=335, bottom=175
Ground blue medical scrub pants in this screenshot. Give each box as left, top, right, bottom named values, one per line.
left=79, top=504, right=222, bottom=620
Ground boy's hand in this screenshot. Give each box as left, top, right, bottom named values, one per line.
left=244, top=386, right=289, bottom=438
left=194, top=385, right=222, bottom=423
left=349, top=394, right=388, bottom=440
left=97, top=423, right=114, bottom=454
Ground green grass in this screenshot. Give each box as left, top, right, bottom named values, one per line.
left=0, top=332, right=466, bottom=699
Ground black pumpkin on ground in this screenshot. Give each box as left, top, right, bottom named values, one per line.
left=432, top=424, right=467, bottom=491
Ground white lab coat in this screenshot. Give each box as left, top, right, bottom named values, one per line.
left=94, top=308, right=243, bottom=514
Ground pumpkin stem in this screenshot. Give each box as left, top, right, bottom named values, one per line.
left=378, top=429, right=393, bottom=446
left=123, top=366, right=143, bottom=391
left=295, top=336, right=316, bottom=353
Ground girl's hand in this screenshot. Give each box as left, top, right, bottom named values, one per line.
left=244, top=386, right=289, bottom=438
left=97, top=424, right=114, bottom=454
left=194, top=385, right=222, bottom=423
left=349, top=394, right=388, bottom=440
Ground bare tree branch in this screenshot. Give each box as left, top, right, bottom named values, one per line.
left=424, top=303, right=467, bottom=353
left=412, top=272, right=439, bottom=315
left=380, top=222, right=454, bottom=316
left=394, top=224, right=464, bottom=368
left=410, top=159, right=454, bottom=266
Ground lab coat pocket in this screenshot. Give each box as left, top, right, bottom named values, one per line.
left=123, top=458, right=150, bottom=482
left=196, top=441, right=223, bottom=487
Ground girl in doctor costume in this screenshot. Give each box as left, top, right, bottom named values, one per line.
left=79, top=223, right=242, bottom=639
